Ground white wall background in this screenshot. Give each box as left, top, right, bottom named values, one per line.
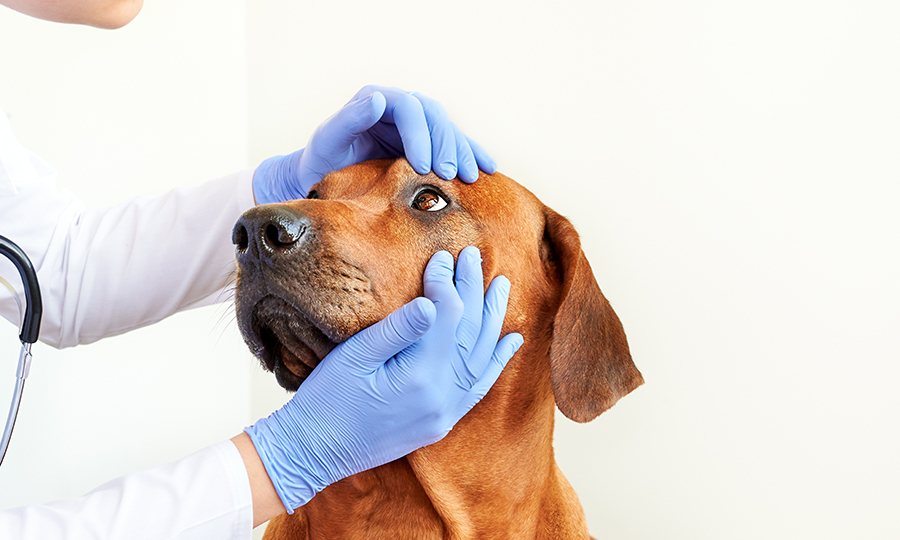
left=2, top=1, right=899, bottom=539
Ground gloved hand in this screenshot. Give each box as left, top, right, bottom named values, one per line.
left=252, top=85, right=498, bottom=205
left=244, top=247, right=523, bottom=512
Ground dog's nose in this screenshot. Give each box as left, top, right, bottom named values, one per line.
left=233, top=206, right=309, bottom=264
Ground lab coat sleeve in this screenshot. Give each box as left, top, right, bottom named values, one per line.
left=0, top=107, right=258, bottom=348
left=0, top=440, right=254, bottom=540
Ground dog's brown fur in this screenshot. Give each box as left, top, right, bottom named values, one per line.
left=233, top=159, right=643, bottom=539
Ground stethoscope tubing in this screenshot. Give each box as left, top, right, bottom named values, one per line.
left=0, top=235, right=42, bottom=344
left=0, top=235, right=42, bottom=467
left=0, top=343, right=31, bottom=466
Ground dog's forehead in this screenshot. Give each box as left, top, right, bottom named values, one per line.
left=316, top=159, right=401, bottom=198
left=319, top=158, right=452, bottom=196
left=319, top=159, right=542, bottom=221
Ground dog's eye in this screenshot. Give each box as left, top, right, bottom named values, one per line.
left=306, top=190, right=319, bottom=200
left=412, top=189, right=448, bottom=212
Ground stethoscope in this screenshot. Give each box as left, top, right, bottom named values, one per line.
left=0, top=234, right=42, bottom=467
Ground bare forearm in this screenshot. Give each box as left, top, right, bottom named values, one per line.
left=0, top=0, right=143, bottom=28
left=231, top=433, right=286, bottom=528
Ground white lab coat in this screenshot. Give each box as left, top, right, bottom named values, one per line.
left=0, top=103, right=257, bottom=538
left=0, top=441, right=253, bottom=540
left=0, top=108, right=256, bottom=349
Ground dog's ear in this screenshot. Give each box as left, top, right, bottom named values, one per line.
left=543, top=208, right=643, bottom=422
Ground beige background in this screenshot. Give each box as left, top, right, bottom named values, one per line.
left=1, top=1, right=899, bottom=539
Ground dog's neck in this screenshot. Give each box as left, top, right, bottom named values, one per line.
left=300, top=341, right=591, bottom=539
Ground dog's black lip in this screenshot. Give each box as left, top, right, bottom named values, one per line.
left=250, top=297, right=314, bottom=364
left=251, top=314, right=280, bottom=372
left=245, top=295, right=339, bottom=389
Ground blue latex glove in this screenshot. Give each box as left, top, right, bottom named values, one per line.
left=245, top=247, right=523, bottom=512
left=252, top=85, right=498, bottom=205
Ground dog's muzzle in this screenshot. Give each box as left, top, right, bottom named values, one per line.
left=232, top=205, right=337, bottom=390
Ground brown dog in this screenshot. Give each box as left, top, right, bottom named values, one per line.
left=232, top=158, right=643, bottom=539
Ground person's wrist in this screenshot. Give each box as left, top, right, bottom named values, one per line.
left=230, top=432, right=285, bottom=526
left=252, top=148, right=306, bottom=205
left=244, top=401, right=332, bottom=513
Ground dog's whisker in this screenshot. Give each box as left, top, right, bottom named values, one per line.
left=211, top=313, right=239, bottom=347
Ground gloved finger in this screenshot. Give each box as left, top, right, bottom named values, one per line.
left=410, top=91, right=458, bottom=180
left=466, top=134, right=497, bottom=176
left=453, top=246, right=484, bottom=356
left=464, top=275, right=512, bottom=382
left=351, top=84, right=382, bottom=102
left=314, top=91, right=387, bottom=158
left=389, top=251, right=464, bottom=381
left=463, top=332, right=523, bottom=400
left=452, top=124, right=479, bottom=183
left=329, top=296, right=436, bottom=373
left=369, top=86, right=431, bottom=175
left=422, top=251, right=465, bottom=329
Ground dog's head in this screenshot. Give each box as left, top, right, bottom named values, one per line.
left=233, top=159, right=642, bottom=422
